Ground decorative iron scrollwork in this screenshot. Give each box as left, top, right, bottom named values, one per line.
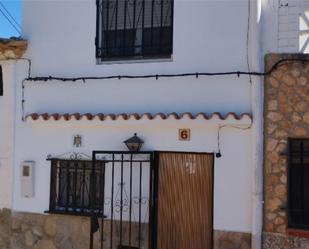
left=47, top=152, right=92, bottom=160
left=90, top=151, right=153, bottom=249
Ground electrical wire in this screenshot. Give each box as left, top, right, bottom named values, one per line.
left=0, top=1, right=21, bottom=29
left=216, top=124, right=252, bottom=157
left=24, top=58, right=309, bottom=82
left=246, top=0, right=253, bottom=85
left=5, top=58, right=32, bottom=121
left=0, top=5, right=21, bottom=35
left=19, top=57, right=309, bottom=122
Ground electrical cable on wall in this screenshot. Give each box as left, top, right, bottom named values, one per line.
left=23, top=58, right=309, bottom=82
left=22, top=79, right=26, bottom=121
left=246, top=0, right=253, bottom=85
left=19, top=58, right=309, bottom=121
left=4, top=58, right=32, bottom=121
left=216, top=124, right=252, bottom=158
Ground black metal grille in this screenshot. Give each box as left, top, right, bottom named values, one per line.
left=288, top=138, right=309, bottom=229
left=49, top=159, right=106, bottom=216
left=90, top=151, right=155, bottom=249
left=96, top=0, right=173, bottom=61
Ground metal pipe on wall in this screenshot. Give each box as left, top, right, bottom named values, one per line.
left=248, top=0, right=264, bottom=249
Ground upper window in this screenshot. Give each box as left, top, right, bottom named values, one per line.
left=96, top=0, right=174, bottom=61
left=288, top=138, right=309, bottom=229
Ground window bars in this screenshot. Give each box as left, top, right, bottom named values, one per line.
left=288, top=138, right=309, bottom=229
left=48, top=152, right=156, bottom=249
left=49, top=159, right=106, bottom=216
left=96, top=0, right=174, bottom=61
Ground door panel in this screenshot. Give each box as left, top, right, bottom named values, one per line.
left=156, top=152, right=213, bottom=249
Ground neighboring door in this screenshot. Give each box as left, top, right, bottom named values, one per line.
left=156, top=152, right=213, bottom=249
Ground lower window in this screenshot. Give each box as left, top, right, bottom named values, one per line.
left=288, top=138, right=309, bottom=229
left=49, top=159, right=105, bottom=216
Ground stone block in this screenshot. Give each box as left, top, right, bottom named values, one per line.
left=213, top=230, right=251, bottom=249
left=34, top=240, right=56, bottom=249
left=44, top=216, right=57, bottom=237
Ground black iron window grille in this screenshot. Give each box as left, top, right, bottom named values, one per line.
left=96, top=0, right=174, bottom=61
left=49, top=159, right=105, bottom=216
left=288, top=138, right=309, bottom=229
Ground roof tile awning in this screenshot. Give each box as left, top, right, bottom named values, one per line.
left=0, top=38, right=28, bottom=60
left=26, top=112, right=252, bottom=123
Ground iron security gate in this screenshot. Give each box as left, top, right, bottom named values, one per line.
left=90, top=151, right=155, bottom=249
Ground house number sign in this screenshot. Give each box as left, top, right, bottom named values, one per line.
left=179, top=129, right=191, bottom=141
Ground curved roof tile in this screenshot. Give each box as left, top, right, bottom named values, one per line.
left=26, top=112, right=252, bottom=122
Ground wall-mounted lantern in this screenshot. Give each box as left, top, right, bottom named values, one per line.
left=124, top=133, right=144, bottom=152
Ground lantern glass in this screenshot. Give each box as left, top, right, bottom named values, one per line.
left=124, top=133, right=143, bottom=152
left=127, top=142, right=140, bottom=151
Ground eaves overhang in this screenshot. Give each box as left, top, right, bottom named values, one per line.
left=25, top=112, right=252, bottom=126
left=0, top=38, right=27, bottom=60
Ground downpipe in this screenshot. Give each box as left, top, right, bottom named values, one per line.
left=248, top=0, right=264, bottom=249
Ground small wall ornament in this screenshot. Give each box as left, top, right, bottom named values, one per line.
left=73, top=135, right=82, bottom=147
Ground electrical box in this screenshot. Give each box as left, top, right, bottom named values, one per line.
left=21, top=161, right=35, bottom=198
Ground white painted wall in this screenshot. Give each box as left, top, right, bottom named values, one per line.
left=16, top=0, right=256, bottom=234
left=21, top=0, right=253, bottom=116
left=13, top=118, right=252, bottom=233
left=262, top=0, right=309, bottom=53
left=22, top=77, right=251, bottom=116
left=22, top=0, right=251, bottom=76
left=0, top=61, right=15, bottom=209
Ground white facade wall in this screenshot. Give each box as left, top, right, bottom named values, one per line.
left=0, top=61, right=15, bottom=209
left=6, top=0, right=264, bottom=235
left=278, top=0, right=300, bottom=52
left=262, top=0, right=309, bottom=53
left=19, top=0, right=255, bottom=115
left=0, top=0, right=303, bottom=242
left=13, top=118, right=252, bottom=233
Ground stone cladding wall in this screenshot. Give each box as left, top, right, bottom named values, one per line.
left=0, top=209, right=91, bottom=249
left=263, top=53, right=309, bottom=248
left=213, top=230, right=251, bottom=249
left=0, top=209, right=11, bottom=249
left=263, top=232, right=309, bottom=249
left=0, top=209, right=251, bottom=249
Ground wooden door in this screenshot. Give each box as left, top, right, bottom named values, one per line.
left=156, top=152, right=213, bottom=249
